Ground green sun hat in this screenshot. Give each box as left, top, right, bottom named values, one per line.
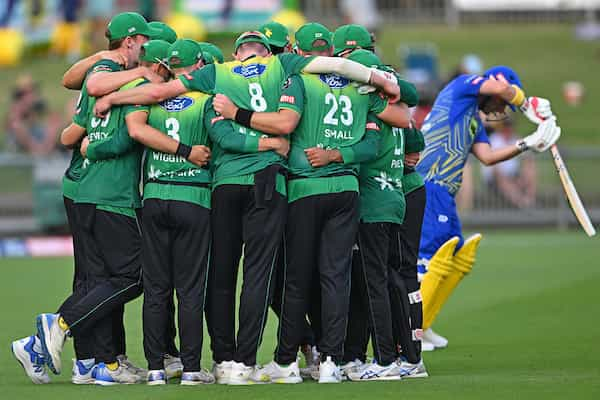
left=258, top=21, right=290, bottom=48
left=346, top=49, right=382, bottom=68
left=148, top=21, right=178, bottom=43
left=105, top=12, right=161, bottom=41
left=167, top=39, right=203, bottom=68
left=198, top=42, right=224, bottom=64
left=234, top=31, right=271, bottom=52
left=140, top=40, right=171, bottom=66
left=295, top=22, right=332, bottom=52
left=332, top=24, right=373, bottom=56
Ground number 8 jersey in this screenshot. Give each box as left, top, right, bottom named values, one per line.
left=178, top=54, right=314, bottom=186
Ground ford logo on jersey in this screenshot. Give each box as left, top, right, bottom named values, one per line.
left=232, top=63, right=267, bottom=79
left=159, top=97, right=194, bottom=112
left=319, top=74, right=350, bottom=89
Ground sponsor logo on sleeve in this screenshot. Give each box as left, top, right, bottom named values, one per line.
left=279, top=95, right=295, bottom=104
left=159, top=96, right=194, bottom=112
left=232, top=63, right=267, bottom=79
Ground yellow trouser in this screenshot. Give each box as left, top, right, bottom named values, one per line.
left=422, top=234, right=482, bottom=329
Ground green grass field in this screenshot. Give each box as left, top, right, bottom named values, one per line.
left=1, top=230, right=599, bottom=399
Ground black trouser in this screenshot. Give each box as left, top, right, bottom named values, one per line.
left=60, top=204, right=143, bottom=364
left=343, top=249, right=369, bottom=363
left=135, top=207, right=179, bottom=360
left=393, top=186, right=426, bottom=362
left=206, top=183, right=286, bottom=366
left=140, top=199, right=210, bottom=372
left=270, top=240, right=316, bottom=348
left=275, top=191, right=358, bottom=365
left=57, top=197, right=95, bottom=360
left=356, top=222, right=401, bottom=366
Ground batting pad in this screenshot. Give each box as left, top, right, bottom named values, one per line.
left=421, top=236, right=460, bottom=330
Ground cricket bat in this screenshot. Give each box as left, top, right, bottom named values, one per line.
left=550, top=144, right=596, bottom=237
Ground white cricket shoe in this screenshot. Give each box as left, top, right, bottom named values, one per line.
left=180, top=370, right=215, bottom=385
left=94, top=362, right=141, bottom=385
left=164, top=354, right=183, bottom=378
left=147, top=369, right=167, bottom=385
left=347, top=361, right=402, bottom=382
left=318, top=356, right=342, bottom=384
left=421, top=339, right=436, bottom=352
left=212, top=360, right=233, bottom=384
left=71, top=359, right=96, bottom=384
left=423, top=328, right=448, bottom=349
left=36, top=313, right=66, bottom=375
left=228, top=361, right=270, bottom=385
left=11, top=335, right=51, bottom=384
left=340, top=359, right=364, bottom=381
left=117, top=354, right=147, bottom=381
left=398, top=359, right=429, bottom=378
left=260, top=361, right=302, bottom=384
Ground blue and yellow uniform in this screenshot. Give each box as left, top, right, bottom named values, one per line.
left=416, top=74, right=490, bottom=273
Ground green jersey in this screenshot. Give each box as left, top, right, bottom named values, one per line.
left=402, top=127, right=426, bottom=195
left=179, top=53, right=314, bottom=188
left=137, top=92, right=248, bottom=209
left=359, top=124, right=406, bottom=224
left=278, top=73, right=387, bottom=202
left=62, top=60, right=121, bottom=200
left=75, top=75, right=143, bottom=211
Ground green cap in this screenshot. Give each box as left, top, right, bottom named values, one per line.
left=105, top=12, right=161, bottom=41
left=198, top=42, right=224, bottom=64
left=234, top=31, right=271, bottom=53
left=295, top=22, right=332, bottom=52
left=347, top=49, right=382, bottom=68
left=148, top=21, right=178, bottom=43
left=258, top=21, right=290, bottom=48
left=140, top=40, right=171, bottom=65
left=332, top=24, right=373, bottom=56
left=167, top=39, right=203, bottom=68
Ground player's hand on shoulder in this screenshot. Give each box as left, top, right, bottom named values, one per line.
left=213, top=94, right=238, bottom=120
left=99, top=50, right=126, bottom=66
left=522, top=116, right=561, bottom=153
left=520, top=97, right=554, bottom=125
left=188, top=145, right=211, bottom=167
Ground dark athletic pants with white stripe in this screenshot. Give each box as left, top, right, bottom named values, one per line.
left=275, top=191, right=358, bottom=365
left=206, top=182, right=287, bottom=366
left=60, top=204, right=143, bottom=364
left=141, top=198, right=210, bottom=372
left=344, top=187, right=426, bottom=364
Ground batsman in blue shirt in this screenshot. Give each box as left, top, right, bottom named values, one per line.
left=416, top=66, right=561, bottom=349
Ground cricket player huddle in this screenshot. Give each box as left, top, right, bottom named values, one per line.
left=11, top=11, right=561, bottom=386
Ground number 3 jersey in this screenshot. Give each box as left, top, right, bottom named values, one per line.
left=178, top=54, right=314, bottom=186
left=134, top=91, right=214, bottom=208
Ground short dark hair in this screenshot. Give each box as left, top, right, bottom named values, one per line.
left=108, top=38, right=124, bottom=50
left=270, top=45, right=285, bottom=55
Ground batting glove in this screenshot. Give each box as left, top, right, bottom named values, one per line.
left=519, top=117, right=561, bottom=153
left=520, top=96, right=554, bottom=125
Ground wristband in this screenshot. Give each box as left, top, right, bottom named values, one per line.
left=175, top=142, right=192, bottom=159
left=235, top=108, right=254, bottom=127
left=516, top=139, right=528, bottom=153
left=509, top=85, right=526, bottom=107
